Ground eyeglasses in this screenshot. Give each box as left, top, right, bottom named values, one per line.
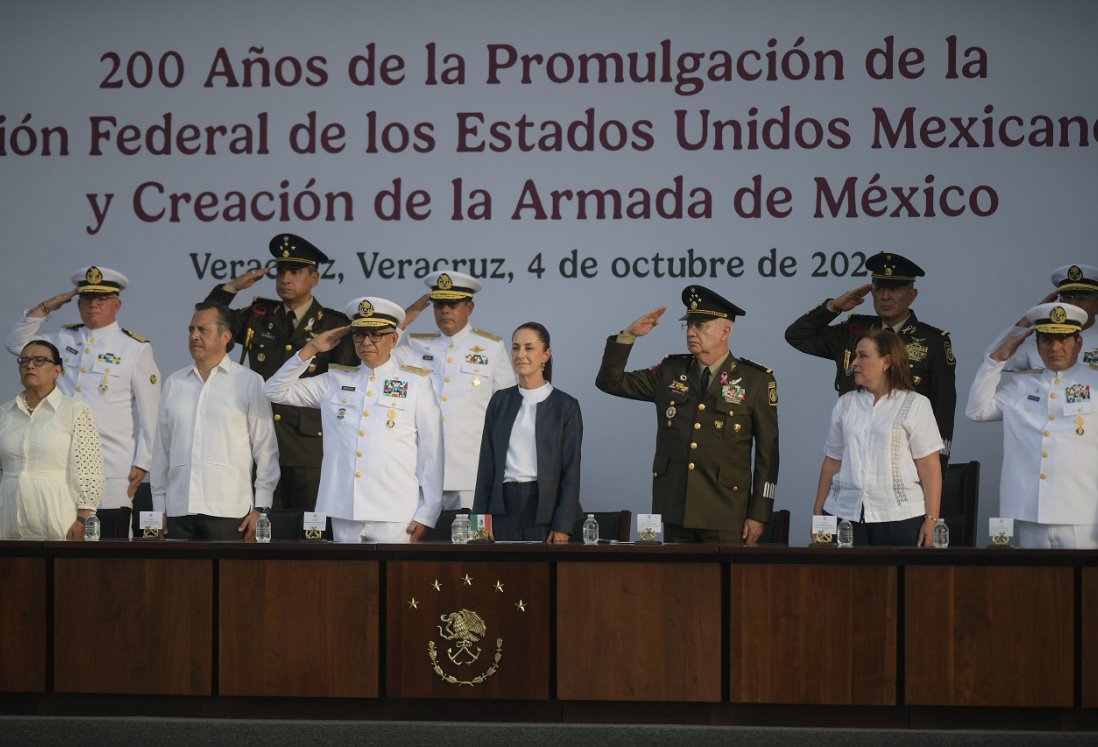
left=17, top=356, right=59, bottom=367
left=77, top=294, right=119, bottom=305
left=681, top=321, right=712, bottom=331
left=352, top=330, right=395, bottom=341
left=432, top=299, right=469, bottom=309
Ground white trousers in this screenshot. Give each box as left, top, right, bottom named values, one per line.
left=1015, top=520, right=1098, bottom=549
left=331, top=518, right=411, bottom=544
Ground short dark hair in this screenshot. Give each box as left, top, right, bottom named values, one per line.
left=21, top=339, right=63, bottom=371
left=193, top=301, right=238, bottom=352
left=514, top=321, right=552, bottom=382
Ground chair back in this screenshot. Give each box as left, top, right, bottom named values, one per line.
left=758, top=509, right=790, bottom=545
left=423, top=508, right=470, bottom=542
left=571, top=510, right=632, bottom=542
left=940, top=461, right=980, bottom=547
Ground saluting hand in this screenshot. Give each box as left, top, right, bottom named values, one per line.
left=624, top=306, right=668, bottom=337
left=1014, top=290, right=1059, bottom=327
left=830, top=284, right=873, bottom=312
left=227, top=267, right=271, bottom=292
left=300, top=325, right=351, bottom=359
left=31, top=288, right=77, bottom=317
left=399, top=293, right=431, bottom=330
left=990, top=327, right=1034, bottom=362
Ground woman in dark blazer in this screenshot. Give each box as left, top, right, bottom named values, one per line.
left=472, top=322, right=582, bottom=542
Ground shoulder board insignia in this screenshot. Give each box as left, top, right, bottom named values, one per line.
left=1015, top=368, right=1044, bottom=375
left=738, top=357, right=773, bottom=374
left=409, top=332, right=441, bottom=339
left=400, top=364, right=430, bottom=377
left=62, top=323, right=85, bottom=330
left=938, top=327, right=950, bottom=336
left=122, top=328, right=149, bottom=343
left=328, top=363, right=360, bottom=372
left=472, top=327, right=502, bottom=342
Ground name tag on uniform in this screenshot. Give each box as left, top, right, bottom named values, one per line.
left=341, top=385, right=356, bottom=391
left=66, top=345, right=79, bottom=355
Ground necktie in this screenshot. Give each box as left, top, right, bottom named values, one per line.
left=700, top=366, right=711, bottom=394
left=286, top=309, right=296, bottom=330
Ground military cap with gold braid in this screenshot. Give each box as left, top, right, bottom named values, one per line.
left=679, top=285, right=745, bottom=321
left=344, top=296, right=405, bottom=329
left=269, top=233, right=329, bottom=267
left=1052, top=264, right=1098, bottom=295
left=424, top=270, right=481, bottom=301
left=1027, top=302, right=1086, bottom=336
left=865, top=251, right=925, bottom=288
left=71, top=266, right=128, bottom=295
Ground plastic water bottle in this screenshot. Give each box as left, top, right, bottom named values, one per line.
left=84, top=512, right=100, bottom=542
left=837, top=518, right=853, bottom=548
left=933, top=518, right=950, bottom=548
left=451, top=514, right=470, bottom=544
left=582, top=514, right=599, bottom=545
left=255, top=512, right=272, bottom=543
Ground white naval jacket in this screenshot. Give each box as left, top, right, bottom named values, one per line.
left=5, top=315, right=160, bottom=510
left=966, top=356, right=1098, bottom=525
left=264, top=353, right=444, bottom=527
left=397, top=324, right=513, bottom=492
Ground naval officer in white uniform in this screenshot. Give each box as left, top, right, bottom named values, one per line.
left=397, top=271, right=513, bottom=510
left=265, top=297, right=443, bottom=543
left=5, top=265, right=160, bottom=538
left=967, top=302, right=1098, bottom=549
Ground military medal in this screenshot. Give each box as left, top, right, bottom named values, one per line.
left=98, top=373, right=109, bottom=395
left=1077, top=415, right=1085, bottom=437
left=337, top=408, right=346, bottom=420
left=665, top=403, right=677, bottom=420
left=386, top=419, right=396, bottom=429
left=473, top=378, right=481, bottom=387
left=257, top=353, right=266, bottom=363
left=387, top=409, right=397, bottom=419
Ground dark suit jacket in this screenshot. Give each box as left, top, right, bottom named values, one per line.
left=472, top=386, right=583, bottom=535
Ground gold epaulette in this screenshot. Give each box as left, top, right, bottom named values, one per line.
left=328, top=363, right=360, bottom=372
left=401, top=364, right=430, bottom=377
left=472, top=327, right=502, bottom=342
left=409, top=332, right=440, bottom=339
left=62, top=323, right=84, bottom=330
left=739, top=356, right=773, bottom=374
left=122, top=328, right=149, bottom=343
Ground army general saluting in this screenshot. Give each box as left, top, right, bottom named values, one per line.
left=205, top=234, right=356, bottom=510
left=596, top=286, right=779, bottom=545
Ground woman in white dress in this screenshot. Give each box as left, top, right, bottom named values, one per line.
left=0, top=340, right=104, bottom=539
left=812, top=329, right=943, bottom=546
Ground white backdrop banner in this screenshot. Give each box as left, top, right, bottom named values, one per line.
left=2, top=0, right=1095, bottom=541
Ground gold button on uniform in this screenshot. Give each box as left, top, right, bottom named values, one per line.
left=357, top=451, right=363, bottom=457
left=447, top=357, right=453, bottom=363
left=80, top=367, right=87, bottom=373
left=369, top=376, right=376, bottom=382
left=1044, top=430, right=1051, bottom=437
left=688, top=463, right=695, bottom=470
left=1049, top=415, right=1055, bottom=421
left=359, top=430, right=365, bottom=436
left=442, top=395, right=449, bottom=402
left=1050, top=392, right=1057, bottom=399
left=363, top=410, right=369, bottom=416
left=444, top=376, right=451, bottom=383
left=75, top=386, right=82, bottom=392
left=274, top=413, right=281, bottom=422
left=698, top=403, right=706, bottom=411
left=84, top=348, right=90, bottom=353
left=367, top=391, right=374, bottom=397
left=732, top=486, right=739, bottom=492
left=285, top=344, right=292, bottom=351
left=693, top=423, right=701, bottom=430
left=1042, top=451, right=1049, bottom=458
left=355, top=471, right=362, bottom=478
left=1040, top=473, right=1047, bottom=480
left=690, top=442, right=697, bottom=449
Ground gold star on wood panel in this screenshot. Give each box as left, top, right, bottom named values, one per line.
left=407, top=597, right=419, bottom=609
left=514, top=599, right=526, bottom=612
left=494, top=580, right=504, bottom=593
left=461, top=573, right=474, bottom=586
left=431, top=579, right=441, bottom=591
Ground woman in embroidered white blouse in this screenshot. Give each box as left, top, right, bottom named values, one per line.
left=0, top=340, right=105, bottom=539
left=812, top=330, right=943, bottom=546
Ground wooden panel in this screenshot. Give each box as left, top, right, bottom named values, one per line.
left=386, top=560, right=549, bottom=699
left=1081, top=568, right=1098, bottom=708
left=219, top=559, right=379, bottom=697
left=730, top=564, right=897, bottom=705
left=54, top=558, right=212, bottom=695
left=905, top=565, right=1073, bottom=707
left=0, top=557, right=46, bottom=692
left=557, top=562, right=721, bottom=702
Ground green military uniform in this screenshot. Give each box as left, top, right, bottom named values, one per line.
left=595, top=286, right=779, bottom=544
left=784, top=305, right=957, bottom=459
left=204, top=234, right=357, bottom=510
